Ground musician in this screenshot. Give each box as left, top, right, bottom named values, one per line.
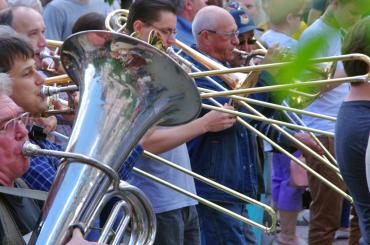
left=0, top=26, right=143, bottom=192
left=0, top=91, right=103, bottom=245
left=229, top=7, right=258, bottom=67
left=125, top=1, right=237, bottom=244
left=173, top=0, right=207, bottom=46
left=335, top=16, right=370, bottom=244
left=187, top=5, right=275, bottom=244
left=0, top=6, right=50, bottom=71
left=296, top=0, right=366, bottom=244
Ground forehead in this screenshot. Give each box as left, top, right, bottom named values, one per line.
left=0, top=99, right=21, bottom=123
left=152, top=10, right=176, bottom=26
left=10, top=57, right=35, bottom=71
left=218, top=13, right=238, bottom=30
left=12, top=8, right=44, bottom=31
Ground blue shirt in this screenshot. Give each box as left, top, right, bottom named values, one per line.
left=185, top=47, right=273, bottom=203
left=176, top=16, right=195, bottom=46
left=22, top=138, right=143, bottom=191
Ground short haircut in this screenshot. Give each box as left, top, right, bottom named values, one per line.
left=0, top=8, right=13, bottom=26
left=191, top=6, right=220, bottom=41
left=125, top=0, right=177, bottom=34
left=72, top=12, right=106, bottom=34
left=342, top=16, right=370, bottom=78
left=0, top=25, right=34, bottom=73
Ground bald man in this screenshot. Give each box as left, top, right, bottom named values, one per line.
left=187, top=6, right=267, bottom=244
left=0, top=6, right=47, bottom=70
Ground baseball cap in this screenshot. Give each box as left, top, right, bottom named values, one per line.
left=229, top=8, right=257, bottom=34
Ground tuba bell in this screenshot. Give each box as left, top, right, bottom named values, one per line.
left=25, top=30, right=201, bottom=244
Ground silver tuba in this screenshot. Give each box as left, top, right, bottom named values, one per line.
left=25, top=31, right=201, bottom=244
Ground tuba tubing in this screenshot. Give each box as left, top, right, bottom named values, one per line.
left=28, top=30, right=201, bottom=245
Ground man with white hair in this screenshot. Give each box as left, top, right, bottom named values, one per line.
left=187, top=5, right=264, bottom=244
left=0, top=84, right=103, bottom=245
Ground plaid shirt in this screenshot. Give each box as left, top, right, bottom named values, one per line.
left=22, top=138, right=143, bottom=191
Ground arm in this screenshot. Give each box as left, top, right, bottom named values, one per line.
left=142, top=104, right=236, bottom=154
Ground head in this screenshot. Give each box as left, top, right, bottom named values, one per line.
left=7, top=0, right=43, bottom=13
left=329, top=0, right=367, bottom=29
left=342, top=16, right=370, bottom=82
left=0, top=93, right=29, bottom=186
left=0, top=6, right=47, bottom=66
left=0, top=26, right=47, bottom=115
left=263, top=0, right=304, bottom=34
left=126, top=0, right=177, bottom=48
left=72, top=12, right=106, bottom=34
left=193, top=6, right=239, bottom=63
left=237, top=0, right=258, bottom=19
left=176, top=0, right=208, bottom=21
left=230, top=8, right=257, bottom=52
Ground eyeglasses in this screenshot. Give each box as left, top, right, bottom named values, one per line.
left=199, top=30, right=240, bottom=39
left=0, top=112, right=30, bottom=132
left=238, top=36, right=257, bottom=45
left=146, top=23, right=177, bottom=37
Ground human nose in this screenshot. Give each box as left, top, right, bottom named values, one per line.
left=34, top=70, right=45, bottom=86
left=231, top=34, right=239, bottom=46
left=38, top=34, right=47, bottom=49
left=166, top=34, right=176, bottom=46
left=15, top=122, right=28, bottom=141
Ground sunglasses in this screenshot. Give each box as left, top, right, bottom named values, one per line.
left=238, top=36, right=257, bottom=45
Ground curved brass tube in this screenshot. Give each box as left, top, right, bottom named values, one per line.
left=44, top=74, right=73, bottom=85
left=203, top=96, right=351, bottom=202
left=140, top=151, right=277, bottom=233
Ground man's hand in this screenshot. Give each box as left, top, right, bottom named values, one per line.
left=33, top=116, right=58, bottom=134
left=65, top=228, right=105, bottom=245
left=201, top=103, right=237, bottom=133
left=294, top=132, right=324, bottom=155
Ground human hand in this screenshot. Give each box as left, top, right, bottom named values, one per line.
left=201, top=103, right=237, bottom=133
left=294, top=132, right=324, bottom=155
left=33, top=116, right=58, bottom=134
left=51, top=91, right=80, bottom=122
left=65, top=228, right=105, bottom=245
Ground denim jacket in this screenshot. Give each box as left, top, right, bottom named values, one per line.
left=186, top=47, right=273, bottom=203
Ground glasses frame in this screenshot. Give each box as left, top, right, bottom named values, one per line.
left=199, top=29, right=240, bottom=39
left=145, top=23, right=177, bottom=38
left=0, top=112, right=30, bottom=132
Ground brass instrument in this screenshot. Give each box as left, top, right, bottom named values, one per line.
left=233, top=48, right=266, bottom=65
left=101, top=7, right=365, bottom=220
left=25, top=30, right=202, bottom=244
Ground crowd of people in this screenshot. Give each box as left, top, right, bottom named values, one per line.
left=0, top=0, right=369, bottom=244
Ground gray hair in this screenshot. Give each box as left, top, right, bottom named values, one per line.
left=7, top=0, right=43, bottom=13
left=0, top=73, right=12, bottom=95
left=192, top=6, right=221, bottom=43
